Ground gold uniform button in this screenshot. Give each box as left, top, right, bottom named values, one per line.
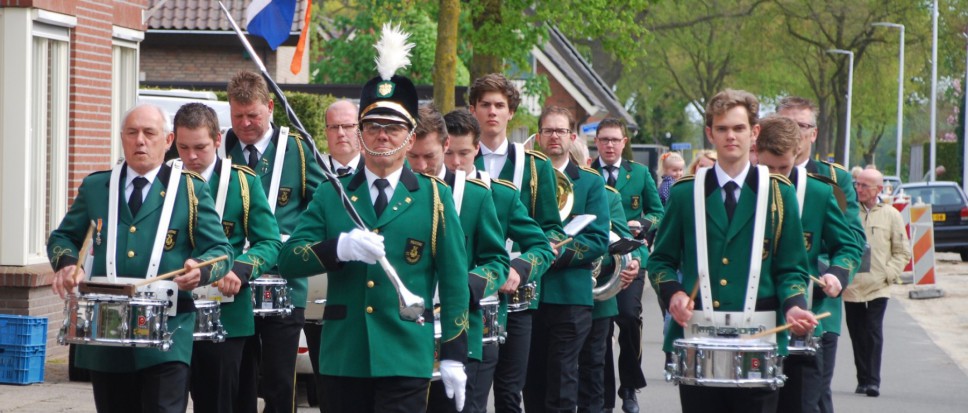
left=373, top=228, right=380, bottom=234
left=366, top=306, right=374, bottom=314
left=127, top=251, right=135, bottom=258
left=367, top=280, right=375, bottom=288
left=713, top=300, right=720, bottom=308
left=722, top=257, right=729, bottom=265
left=720, top=279, right=728, bottom=286
left=129, top=226, right=137, bottom=233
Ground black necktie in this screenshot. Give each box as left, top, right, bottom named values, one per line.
left=723, top=181, right=738, bottom=221
left=605, top=165, right=617, bottom=187
left=374, top=179, right=390, bottom=217
left=245, top=145, right=259, bottom=169
left=337, top=166, right=352, bottom=176
left=129, top=177, right=149, bottom=216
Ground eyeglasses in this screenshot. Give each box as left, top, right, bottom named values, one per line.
left=595, top=137, right=624, bottom=145
left=796, top=122, right=816, bottom=130
left=326, top=123, right=358, bottom=133
left=540, top=128, right=571, bottom=137
left=361, top=122, right=410, bottom=137
left=853, top=182, right=874, bottom=190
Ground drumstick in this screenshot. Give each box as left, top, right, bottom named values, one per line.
left=552, top=237, right=573, bottom=249
left=71, top=223, right=96, bottom=284
left=688, top=281, right=700, bottom=304
left=134, top=255, right=229, bottom=287
left=810, top=275, right=827, bottom=288
left=749, top=311, right=831, bottom=339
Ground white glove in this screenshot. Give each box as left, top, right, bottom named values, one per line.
left=336, top=229, right=385, bottom=264
left=439, top=359, right=467, bottom=411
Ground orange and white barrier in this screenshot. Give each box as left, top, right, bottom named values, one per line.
left=892, top=195, right=914, bottom=273
left=908, top=203, right=937, bottom=286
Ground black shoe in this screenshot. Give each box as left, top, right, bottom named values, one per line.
left=619, top=388, right=639, bottom=413
left=603, top=409, right=613, bottom=413
left=855, top=384, right=868, bottom=394
left=866, top=385, right=880, bottom=397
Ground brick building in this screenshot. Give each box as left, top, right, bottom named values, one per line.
left=0, top=0, right=149, bottom=359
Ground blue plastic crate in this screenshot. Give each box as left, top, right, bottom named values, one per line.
left=0, top=315, right=48, bottom=346
left=0, top=344, right=45, bottom=385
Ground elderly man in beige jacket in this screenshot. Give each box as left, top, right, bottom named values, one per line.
left=843, top=168, right=912, bottom=398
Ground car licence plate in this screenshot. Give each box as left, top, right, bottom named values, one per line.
left=932, top=213, right=946, bottom=222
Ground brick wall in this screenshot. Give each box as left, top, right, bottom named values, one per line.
left=0, top=264, right=66, bottom=359
left=140, top=43, right=308, bottom=84
left=537, top=63, right=590, bottom=125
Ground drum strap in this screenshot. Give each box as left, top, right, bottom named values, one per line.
left=454, top=169, right=466, bottom=215
left=215, top=157, right=233, bottom=218
left=694, top=165, right=769, bottom=325
left=476, top=170, right=491, bottom=188
left=267, top=126, right=289, bottom=214
left=512, top=142, right=525, bottom=191
left=794, top=166, right=814, bottom=310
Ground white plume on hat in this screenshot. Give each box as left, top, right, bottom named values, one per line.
left=374, top=23, right=415, bottom=81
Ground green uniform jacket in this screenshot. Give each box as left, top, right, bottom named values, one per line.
left=224, top=125, right=324, bottom=309
left=542, top=161, right=610, bottom=307
left=805, top=159, right=866, bottom=335
left=443, top=171, right=510, bottom=361
left=488, top=178, right=556, bottom=329
left=647, top=166, right=809, bottom=353
left=792, top=169, right=864, bottom=336
left=277, top=167, right=469, bottom=378
left=205, top=160, right=282, bottom=338
left=592, top=188, right=629, bottom=319
left=591, top=158, right=663, bottom=264
left=47, top=164, right=233, bottom=373
left=475, top=145, right=563, bottom=240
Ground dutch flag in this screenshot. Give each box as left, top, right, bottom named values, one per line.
left=245, top=0, right=297, bottom=50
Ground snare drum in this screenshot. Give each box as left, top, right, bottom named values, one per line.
left=666, top=337, right=785, bottom=389
left=507, top=282, right=536, bottom=312
left=59, top=293, right=173, bottom=351
left=787, top=329, right=821, bottom=356
left=193, top=300, right=227, bottom=342
left=251, top=277, right=292, bottom=317
left=481, top=296, right=502, bottom=343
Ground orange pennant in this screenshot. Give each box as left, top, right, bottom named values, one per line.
left=291, top=0, right=312, bottom=75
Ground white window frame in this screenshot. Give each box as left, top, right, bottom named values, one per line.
left=110, top=26, right=143, bottom=164
left=0, top=8, right=75, bottom=266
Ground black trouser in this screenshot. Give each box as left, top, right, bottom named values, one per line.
left=845, top=298, right=888, bottom=387
left=90, top=362, right=190, bottom=413
left=493, top=310, right=533, bottom=413
left=524, top=304, right=593, bottom=413
left=578, top=316, right=613, bottom=413
left=472, top=342, right=499, bottom=413
left=679, top=385, right=779, bottom=413
left=605, top=275, right=647, bottom=398
left=818, top=332, right=839, bottom=413
left=304, top=320, right=325, bottom=412
left=319, top=374, right=430, bottom=413
left=191, top=336, right=247, bottom=413
left=427, top=354, right=485, bottom=413
left=239, top=307, right=305, bottom=413
left=777, top=349, right=824, bottom=413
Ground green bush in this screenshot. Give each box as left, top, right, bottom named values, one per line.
left=927, top=141, right=962, bottom=185
left=213, top=90, right=335, bottom=153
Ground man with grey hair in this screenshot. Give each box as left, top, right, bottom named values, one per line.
left=324, top=100, right=363, bottom=175
left=47, top=104, right=234, bottom=412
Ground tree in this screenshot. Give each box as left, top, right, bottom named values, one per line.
left=434, top=0, right=460, bottom=112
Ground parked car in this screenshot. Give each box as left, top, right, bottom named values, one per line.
left=137, top=89, right=231, bottom=133
left=894, top=181, right=968, bottom=261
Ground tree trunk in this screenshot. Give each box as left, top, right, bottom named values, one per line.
left=470, top=0, right=504, bottom=82
left=434, top=0, right=460, bottom=112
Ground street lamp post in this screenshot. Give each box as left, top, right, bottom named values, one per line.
left=930, top=0, right=939, bottom=181
left=873, top=22, right=905, bottom=177
left=828, top=49, right=854, bottom=168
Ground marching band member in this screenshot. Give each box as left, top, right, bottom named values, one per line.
left=469, top=73, right=563, bottom=413
left=322, top=100, right=364, bottom=176
left=647, top=89, right=817, bottom=413
left=524, top=106, right=610, bottom=412
left=410, top=106, right=510, bottom=413
left=172, top=103, right=283, bottom=413
left=221, top=70, right=325, bottom=413
left=443, top=108, right=557, bottom=412
left=755, top=116, right=863, bottom=413
left=776, top=96, right=867, bottom=412
left=277, top=24, right=470, bottom=412
left=590, top=118, right=663, bottom=413
left=48, top=104, right=233, bottom=413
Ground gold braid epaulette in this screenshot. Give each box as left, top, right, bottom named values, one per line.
left=466, top=178, right=488, bottom=188
left=493, top=179, right=517, bottom=190
left=770, top=179, right=783, bottom=255
left=185, top=175, right=198, bottom=249
left=295, top=135, right=307, bottom=198
left=580, top=166, right=601, bottom=176
left=529, top=155, right=537, bottom=217
left=238, top=169, right=251, bottom=238
left=231, top=164, right=256, bottom=176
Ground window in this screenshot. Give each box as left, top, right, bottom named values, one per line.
left=0, top=9, right=74, bottom=265
left=111, top=27, right=143, bottom=164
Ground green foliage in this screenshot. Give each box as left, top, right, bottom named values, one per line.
left=927, top=141, right=962, bottom=186
left=214, top=90, right=335, bottom=152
